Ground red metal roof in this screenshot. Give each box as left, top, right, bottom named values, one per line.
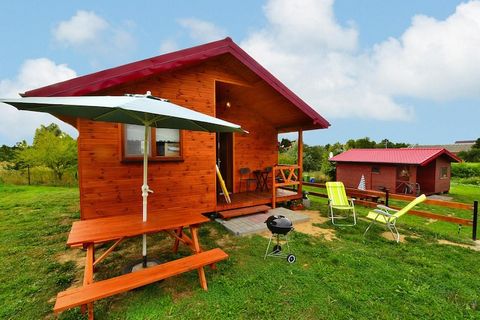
left=23, top=37, right=329, bottom=129
left=330, top=148, right=461, bottom=166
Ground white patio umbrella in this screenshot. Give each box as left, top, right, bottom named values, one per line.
left=1, top=92, right=245, bottom=268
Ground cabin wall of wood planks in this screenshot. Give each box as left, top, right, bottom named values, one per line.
left=434, top=157, right=451, bottom=193
left=216, top=95, right=277, bottom=193
left=335, top=156, right=454, bottom=195
left=77, top=58, right=278, bottom=219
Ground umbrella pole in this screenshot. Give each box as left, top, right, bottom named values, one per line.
left=142, top=124, right=150, bottom=268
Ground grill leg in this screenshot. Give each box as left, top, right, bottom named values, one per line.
left=264, top=235, right=274, bottom=259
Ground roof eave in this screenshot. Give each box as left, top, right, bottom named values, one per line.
left=23, top=37, right=330, bottom=129
left=419, top=149, right=462, bottom=166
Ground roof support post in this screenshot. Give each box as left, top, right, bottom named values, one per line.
left=298, top=129, right=303, bottom=195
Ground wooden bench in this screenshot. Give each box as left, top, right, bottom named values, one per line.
left=54, top=248, right=228, bottom=315
left=218, top=205, right=271, bottom=219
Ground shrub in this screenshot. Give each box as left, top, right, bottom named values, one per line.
left=451, top=163, right=480, bottom=178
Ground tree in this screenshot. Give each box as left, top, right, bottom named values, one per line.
left=354, top=137, right=376, bottom=149
left=303, top=145, right=323, bottom=172
left=15, top=124, right=77, bottom=181
left=0, top=144, right=16, bottom=162
left=473, top=138, right=480, bottom=149
left=457, top=138, right=480, bottom=162
left=279, top=138, right=293, bottom=152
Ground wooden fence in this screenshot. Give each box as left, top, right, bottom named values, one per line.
left=303, top=182, right=479, bottom=240
left=272, top=165, right=300, bottom=208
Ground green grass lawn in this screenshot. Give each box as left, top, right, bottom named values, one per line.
left=304, top=183, right=479, bottom=243
left=1, top=184, right=479, bottom=319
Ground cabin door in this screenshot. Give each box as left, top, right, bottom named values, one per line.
left=216, top=132, right=233, bottom=193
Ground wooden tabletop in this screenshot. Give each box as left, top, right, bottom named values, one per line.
left=67, top=211, right=209, bottom=246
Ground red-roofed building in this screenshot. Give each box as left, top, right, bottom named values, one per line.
left=23, top=37, right=330, bottom=219
left=330, top=148, right=461, bottom=195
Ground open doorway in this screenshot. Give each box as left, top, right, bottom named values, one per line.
left=216, top=132, right=233, bottom=193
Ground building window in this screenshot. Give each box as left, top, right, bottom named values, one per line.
left=123, top=124, right=182, bottom=161
left=372, top=166, right=380, bottom=174
left=440, top=167, right=448, bottom=179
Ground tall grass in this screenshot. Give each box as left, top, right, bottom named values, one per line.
left=0, top=162, right=77, bottom=187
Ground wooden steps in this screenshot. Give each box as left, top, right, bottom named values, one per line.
left=218, top=205, right=271, bottom=219
left=54, top=248, right=228, bottom=314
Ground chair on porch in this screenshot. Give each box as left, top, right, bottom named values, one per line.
left=364, top=194, right=426, bottom=243
left=325, top=181, right=357, bottom=226
left=239, top=168, right=256, bottom=192
left=263, top=166, right=272, bottom=191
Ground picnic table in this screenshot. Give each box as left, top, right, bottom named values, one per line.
left=54, top=211, right=228, bottom=320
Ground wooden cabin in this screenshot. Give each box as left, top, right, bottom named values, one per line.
left=330, top=148, right=461, bottom=195
left=24, top=37, right=330, bottom=220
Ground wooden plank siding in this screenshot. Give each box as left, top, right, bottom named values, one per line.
left=77, top=57, right=280, bottom=219
left=216, top=85, right=278, bottom=193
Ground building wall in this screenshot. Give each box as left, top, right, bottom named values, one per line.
left=371, top=165, right=397, bottom=191
left=408, top=156, right=453, bottom=194
left=434, top=157, right=452, bottom=193
left=77, top=59, right=277, bottom=219
left=335, top=163, right=396, bottom=191
left=216, top=97, right=277, bottom=193
left=336, top=157, right=454, bottom=195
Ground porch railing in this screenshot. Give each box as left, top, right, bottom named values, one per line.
left=272, top=165, right=301, bottom=208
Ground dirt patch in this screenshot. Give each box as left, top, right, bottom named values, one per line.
left=56, top=248, right=85, bottom=266
left=380, top=231, right=406, bottom=243
left=260, top=210, right=337, bottom=240
left=55, top=248, right=86, bottom=291
left=427, top=194, right=453, bottom=201
left=295, top=210, right=337, bottom=241
left=380, top=231, right=420, bottom=243
left=438, top=239, right=480, bottom=251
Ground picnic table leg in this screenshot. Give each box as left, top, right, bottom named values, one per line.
left=189, top=225, right=208, bottom=290
left=172, top=227, right=183, bottom=253
left=81, top=243, right=95, bottom=320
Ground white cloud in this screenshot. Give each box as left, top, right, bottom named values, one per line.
left=371, top=1, right=480, bottom=101
left=0, top=59, right=78, bottom=145
left=53, top=10, right=108, bottom=46
left=262, top=0, right=358, bottom=52
left=159, top=39, right=179, bottom=54
left=241, top=0, right=408, bottom=121
left=240, top=0, right=480, bottom=122
left=178, top=18, right=226, bottom=42
left=52, top=11, right=137, bottom=66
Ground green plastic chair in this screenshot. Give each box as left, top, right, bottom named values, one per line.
left=364, top=194, right=427, bottom=243
left=325, top=181, right=357, bottom=226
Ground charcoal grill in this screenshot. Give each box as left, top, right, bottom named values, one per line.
left=264, top=215, right=296, bottom=263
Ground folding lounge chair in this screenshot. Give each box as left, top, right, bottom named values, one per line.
left=325, top=181, right=357, bottom=226
left=363, top=194, right=426, bottom=243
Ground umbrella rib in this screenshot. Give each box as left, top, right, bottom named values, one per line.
left=92, top=108, right=121, bottom=121
left=153, top=116, right=210, bottom=132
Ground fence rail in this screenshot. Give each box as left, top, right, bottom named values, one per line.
left=303, top=181, right=478, bottom=240
left=272, top=165, right=300, bottom=208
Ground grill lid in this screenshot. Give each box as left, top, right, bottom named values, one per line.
left=265, top=215, right=294, bottom=234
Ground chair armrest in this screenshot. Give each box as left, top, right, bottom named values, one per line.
left=376, top=204, right=398, bottom=212
left=372, top=209, right=393, bottom=217
left=348, top=198, right=355, bottom=206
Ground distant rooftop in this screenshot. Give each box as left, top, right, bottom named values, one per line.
left=415, top=142, right=474, bottom=154
left=330, top=148, right=461, bottom=166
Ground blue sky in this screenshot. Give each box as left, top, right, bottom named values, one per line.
left=0, top=0, right=478, bottom=146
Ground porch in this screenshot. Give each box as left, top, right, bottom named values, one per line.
left=216, top=188, right=301, bottom=211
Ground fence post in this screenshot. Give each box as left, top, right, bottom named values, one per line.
left=385, top=189, right=389, bottom=207
left=473, top=200, right=478, bottom=241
